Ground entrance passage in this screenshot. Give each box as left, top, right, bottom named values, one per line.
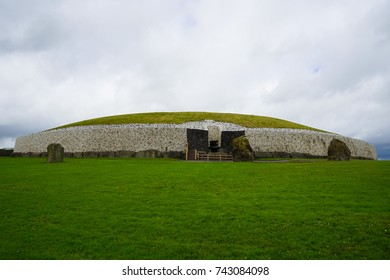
left=209, top=140, right=220, bottom=152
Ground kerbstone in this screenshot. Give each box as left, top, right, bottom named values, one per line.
left=47, top=143, right=64, bottom=163
left=232, top=135, right=255, bottom=162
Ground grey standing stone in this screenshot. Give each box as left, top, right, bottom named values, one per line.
left=47, top=143, right=64, bottom=163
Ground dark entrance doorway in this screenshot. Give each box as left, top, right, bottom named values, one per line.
left=209, top=140, right=220, bottom=152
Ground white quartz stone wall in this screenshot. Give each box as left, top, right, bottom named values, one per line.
left=246, top=128, right=377, bottom=159
left=14, top=125, right=188, bottom=153
left=14, top=121, right=377, bottom=159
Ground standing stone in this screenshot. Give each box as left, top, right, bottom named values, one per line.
left=47, top=143, right=64, bottom=163
left=327, top=139, right=351, bottom=161
left=232, top=135, right=255, bottom=162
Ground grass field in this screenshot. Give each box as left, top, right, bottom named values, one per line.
left=53, top=111, right=324, bottom=131
left=0, top=157, right=389, bottom=260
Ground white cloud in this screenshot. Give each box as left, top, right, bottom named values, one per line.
left=0, top=0, right=389, bottom=157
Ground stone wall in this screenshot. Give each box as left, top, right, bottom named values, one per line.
left=246, top=128, right=377, bottom=159
left=14, top=124, right=187, bottom=155
left=14, top=121, right=377, bottom=160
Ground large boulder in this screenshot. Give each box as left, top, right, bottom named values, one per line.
left=232, top=135, right=255, bottom=162
left=47, top=143, right=64, bottom=163
left=328, top=139, right=351, bottom=161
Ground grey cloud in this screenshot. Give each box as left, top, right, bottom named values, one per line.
left=0, top=1, right=62, bottom=52
left=0, top=18, right=65, bottom=53
left=0, top=123, right=37, bottom=148
left=1, top=0, right=389, bottom=158
left=0, top=124, right=28, bottom=138
left=376, top=143, right=390, bottom=160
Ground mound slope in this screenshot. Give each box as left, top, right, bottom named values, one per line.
left=54, top=112, right=323, bottom=131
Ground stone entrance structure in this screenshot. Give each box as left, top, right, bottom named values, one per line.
left=221, top=131, right=245, bottom=153
left=208, top=126, right=221, bottom=152
left=186, top=129, right=208, bottom=160
left=186, top=127, right=246, bottom=160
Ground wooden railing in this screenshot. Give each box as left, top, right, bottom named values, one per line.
left=196, top=151, right=233, bottom=161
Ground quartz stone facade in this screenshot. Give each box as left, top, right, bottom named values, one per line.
left=14, top=120, right=377, bottom=160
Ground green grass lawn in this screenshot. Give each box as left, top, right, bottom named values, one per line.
left=0, top=157, right=388, bottom=260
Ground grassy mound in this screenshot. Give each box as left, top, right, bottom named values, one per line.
left=54, top=112, right=323, bottom=131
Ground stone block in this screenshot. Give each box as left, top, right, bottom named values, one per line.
left=47, top=143, right=64, bottom=163
left=73, top=152, right=83, bottom=158
left=98, top=151, right=116, bottom=158
left=115, top=150, right=136, bottom=158
left=136, top=150, right=163, bottom=158
left=83, top=151, right=99, bottom=158
left=232, top=135, right=255, bottom=162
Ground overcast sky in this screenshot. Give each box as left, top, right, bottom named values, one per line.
left=1, top=0, right=389, bottom=158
